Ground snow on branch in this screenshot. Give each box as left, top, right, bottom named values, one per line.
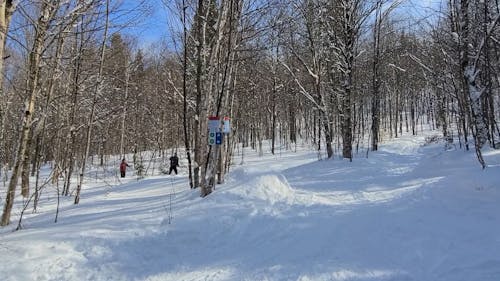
left=279, top=59, right=324, bottom=112
left=387, top=63, right=406, bottom=73
left=406, top=53, right=433, bottom=74
left=472, top=13, right=500, bottom=73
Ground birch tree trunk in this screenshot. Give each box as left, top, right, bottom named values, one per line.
left=1, top=1, right=56, bottom=226
left=34, top=4, right=77, bottom=210
left=0, top=0, right=14, bottom=90
left=75, top=0, right=110, bottom=204
left=199, top=0, right=231, bottom=196
left=457, top=0, right=492, bottom=168
left=0, top=0, right=15, bottom=171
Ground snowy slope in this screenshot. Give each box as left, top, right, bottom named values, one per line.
left=1, top=131, right=500, bottom=281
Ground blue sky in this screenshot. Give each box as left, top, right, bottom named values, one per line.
left=124, top=0, right=444, bottom=46
left=121, top=0, right=172, bottom=46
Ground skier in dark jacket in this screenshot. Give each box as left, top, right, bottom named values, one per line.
left=169, top=153, right=179, bottom=175
left=120, top=158, right=130, bottom=178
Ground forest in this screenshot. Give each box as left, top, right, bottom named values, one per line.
left=0, top=0, right=499, bottom=227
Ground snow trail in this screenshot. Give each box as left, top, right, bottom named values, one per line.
left=1, top=131, right=500, bottom=280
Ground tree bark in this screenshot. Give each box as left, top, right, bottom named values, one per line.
left=193, top=0, right=207, bottom=190
left=0, top=0, right=15, bottom=170
left=458, top=0, right=488, bottom=168
left=182, top=0, right=194, bottom=188
left=371, top=0, right=382, bottom=151
left=1, top=1, right=55, bottom=226
left=75, top=0, right=110, bottom=204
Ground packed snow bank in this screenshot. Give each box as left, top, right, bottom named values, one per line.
left=1, top=131, right=500, bottom=281
left=228, top=174, right=295, bottom=205
left=227, top=168, right=431, bottom=210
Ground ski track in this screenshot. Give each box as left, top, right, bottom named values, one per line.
left=1, top=132, right=500, bottom=280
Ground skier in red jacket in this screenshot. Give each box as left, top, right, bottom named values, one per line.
left=120, top=158, right=130, bottom=178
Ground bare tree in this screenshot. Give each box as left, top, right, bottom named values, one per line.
left=1, top=1, right=58, bottom=226
left=75, top=0, right=110, bottom=204
left=182, top=0, right=194, bottom=188
left=0, top=0, right=16, bottom=172
left=453, top=0, right=500, bottom=168
left=371, top=0, right=401, bottom=151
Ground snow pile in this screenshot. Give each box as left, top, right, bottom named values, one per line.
left=229, top=174, right=296, bottom=205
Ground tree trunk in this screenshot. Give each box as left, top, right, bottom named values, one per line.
left=182, top=0, right=194, bottom=188
left=371, top=0, right=382, bottom=151
left=1, top=1, right=54, bottom=226
left=271, top=84, right=277, bottom=155
left=119, top=69, right=130, bottom=158
left=0, top=1, right=15, bottom=170
left=75, top=0, right=110, bottom=204
left=458, top=0, right=487, bottom=168
left=0, top=0, right=15, bottom=100
left=193, top=0, right=207, bottom=190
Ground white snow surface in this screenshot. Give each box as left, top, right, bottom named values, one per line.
left=1, top=130, right=500, bottom=281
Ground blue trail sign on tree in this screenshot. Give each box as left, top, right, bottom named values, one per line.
left=208, top=131, right=216, bottom=145
left=216, top=132, right=223, bottom=145
left=208, top=116, right=219, bottom=146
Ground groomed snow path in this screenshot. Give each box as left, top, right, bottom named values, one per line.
left=1, top=131, right=500, bottom=281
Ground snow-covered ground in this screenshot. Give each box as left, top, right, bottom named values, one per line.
left=1, top=130, right=500, bottom=281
